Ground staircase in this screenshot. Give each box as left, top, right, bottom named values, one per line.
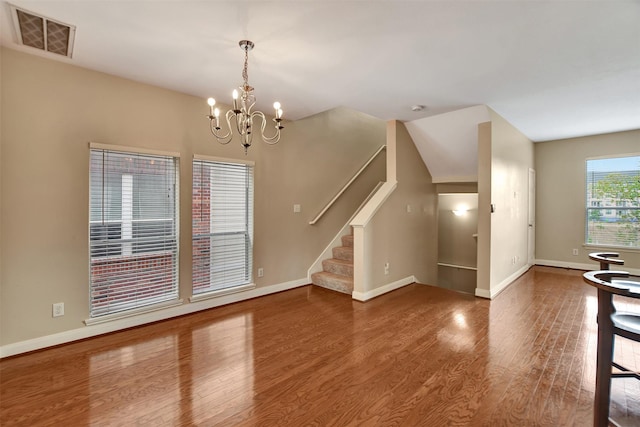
left=311, top=230, right=354, bottom=294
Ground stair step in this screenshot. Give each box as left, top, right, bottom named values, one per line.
left=332, top=246, right=353, bottom=262
left=341, top=234, right=354, bottom=248
left=322, top=258, right=354, bottom=277
left=311, top=271, right=353, bottom=294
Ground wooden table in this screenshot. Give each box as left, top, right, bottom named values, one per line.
left=582, top=270, right=640, bottom=427
left=588, top=252, right=625, bottom=271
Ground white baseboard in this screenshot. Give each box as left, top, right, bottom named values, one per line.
left=475, top=288, right=491, bottom=299
left=0, top=278, right=309, bottom=358
left=352, top=276, right=415, bottom=301
left=535, top=259, right=640, bottom=275
left=475, top=264, right=530, bottom=299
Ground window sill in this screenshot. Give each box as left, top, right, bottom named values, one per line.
left=84, top=299, right=184, bottom=326
left=189, top=283, right=256, bottom=303
left=584, top=244, right=640, bottom=254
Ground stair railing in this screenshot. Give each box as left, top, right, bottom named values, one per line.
left=309, top=145, right=386, bottom=225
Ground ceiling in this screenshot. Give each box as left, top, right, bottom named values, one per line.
left=1, top=0, right=639, bottom=143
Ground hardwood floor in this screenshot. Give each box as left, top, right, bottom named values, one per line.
left=1, top=266, right=639, bottom=426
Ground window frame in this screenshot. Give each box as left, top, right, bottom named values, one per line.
left=585, top=153, right=640, bottom=250
left=87, top=143, right=181, bottom=320
left=191, top=155, right=255, bottom=299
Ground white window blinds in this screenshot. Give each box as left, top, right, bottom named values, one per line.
left=89, top=148, right=179, bottom=317
left=193, top=158, right=254, bottom=295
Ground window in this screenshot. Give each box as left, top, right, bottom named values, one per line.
left=89, top=147, right=179, bottom=318
left=586, top=155, right=640, bottom=248
left=192, top=157, right=254, bottom=295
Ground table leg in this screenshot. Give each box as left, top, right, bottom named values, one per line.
left=595, top=288, right=615, bottom=427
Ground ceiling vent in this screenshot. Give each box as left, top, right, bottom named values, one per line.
left=10, top=5, right=75, bottom=58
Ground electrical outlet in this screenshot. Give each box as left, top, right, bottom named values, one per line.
left=52, top=302, right=64, bottom=317
left=293, top=204, right=301, bottom=213
left=258, top=267, right=264, bottom=278
left=572, top=248, right=579, bottom=256
left=384, top=262, right=390, bottom=275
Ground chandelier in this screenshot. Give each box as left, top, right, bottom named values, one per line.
left=206, top=40, right=284, bottom=154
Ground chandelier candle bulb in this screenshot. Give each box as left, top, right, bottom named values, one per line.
left=207, top=97, right=215, bottom=116
left=232, top=90, right=239, bottom=111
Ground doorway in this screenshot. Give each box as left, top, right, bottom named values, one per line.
left=437, top=193, right=478, bottom=294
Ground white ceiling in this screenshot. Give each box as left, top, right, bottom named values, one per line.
left=1, top=0, right=639, bottom=143
left=405, top=105, right=489, bottom=183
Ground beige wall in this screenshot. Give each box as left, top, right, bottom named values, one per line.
left=0, top=46, right=3, bottom=320
left=488, top=110, right=534, bottom=290
left=0, top=48, right=385, bottom=347
left=364, top=121, right=438, bottom=289
left=535, top=129, right=640, bottom=268
left=436, top=183, right=478, bottom=194
left=477, top=111, right=534, bottom=297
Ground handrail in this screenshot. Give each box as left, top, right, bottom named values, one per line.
left=437, top=262, right=478, bottom=271
left=309, top=145, right=386, bottom=225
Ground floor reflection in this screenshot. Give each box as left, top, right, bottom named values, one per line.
left=86, top=312, right=254, bottom=426
left=89, top=336, right=180, bottom=425
left=188, top=313, right=254, bottom=425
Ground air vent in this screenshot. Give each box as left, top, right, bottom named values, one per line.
left=10, top=5, right=75, bottom=58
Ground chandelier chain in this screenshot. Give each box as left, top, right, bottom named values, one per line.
left=242, top=48, right=249, bottom=86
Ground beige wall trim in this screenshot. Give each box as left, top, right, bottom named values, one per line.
left=352, top=275, right=416, bottom=302
left=432, top=175, right=478, bottom=184
left=350, top=181, right=397, bottom=296
left=89, top=142, right=180, bottom=158
left=350, top=181, right=397, bottom=227
left=0, top=277, right=308, bottom=358
left=535, top=259, right=640, bottom=276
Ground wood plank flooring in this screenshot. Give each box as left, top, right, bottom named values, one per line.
left=1, top=266, right=639, bottom=426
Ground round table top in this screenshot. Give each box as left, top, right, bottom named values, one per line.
left=588, top=252, right=625, bottom=265
left=583, top=270, right=640, bottom=298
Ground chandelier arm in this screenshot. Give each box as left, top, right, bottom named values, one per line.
left=233, top=109, right=245, bottom=136
left=252, top=111, right=282, bottom=144
left=209, top=117, right=233, bottom=144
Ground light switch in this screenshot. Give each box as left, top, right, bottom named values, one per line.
left=293, top=204, right=301, bottom=213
